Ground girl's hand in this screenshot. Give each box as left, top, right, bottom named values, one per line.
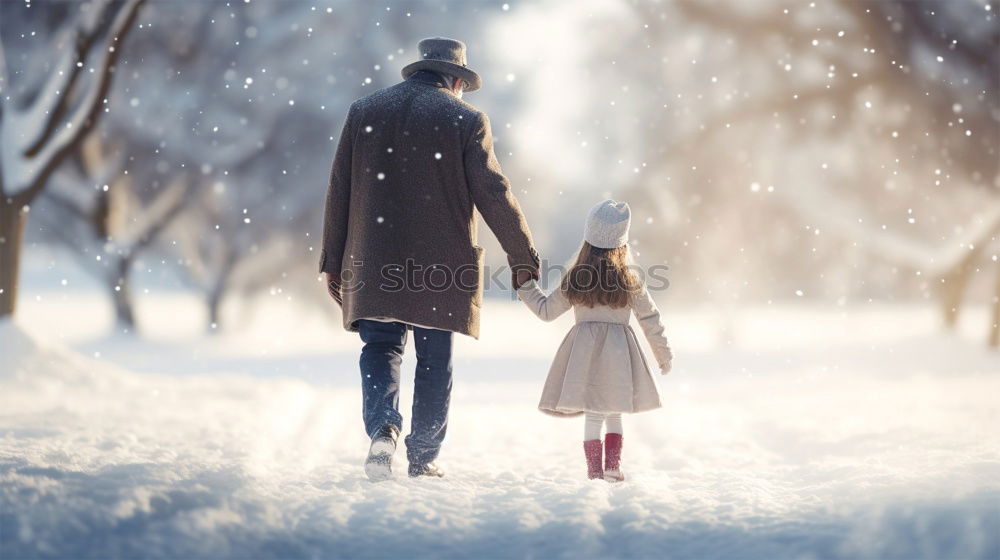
left=513, top=268, right=536, bottom=290
left=660, top=361, right=672, bottom=375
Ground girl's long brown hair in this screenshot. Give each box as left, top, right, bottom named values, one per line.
left=560, top=242, right=641, bottom=308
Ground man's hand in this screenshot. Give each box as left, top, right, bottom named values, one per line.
left=512, top=265, right=539, bottom=291
left=324, top=272, right=343, bottom=306
left=660, top=361, right=672, bottom=375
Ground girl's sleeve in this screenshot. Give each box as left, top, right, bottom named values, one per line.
left=632, top=285, right=673, bottom=370
left=517, top=279, right=572, bottom=322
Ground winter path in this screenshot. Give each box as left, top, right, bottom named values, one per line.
left=1, top=296, right=998, bottom=559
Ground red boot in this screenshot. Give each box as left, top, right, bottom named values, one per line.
left=604, top=433, right=625, bottom=482
left=583, top=439, right=603, bottom=479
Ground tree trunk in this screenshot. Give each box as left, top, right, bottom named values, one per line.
left=207, top=283, right=225, bottom=333
left=205, top=252, right=237, bottom=333
left=0, top=202, right=27, bottom=318
left=989, top=262, right=999, bottom=349
left=938, top=247, right=979, bottom=330
left=206, top=269, right=233, bottom=333
left=110, top=257, right=137, bottom=333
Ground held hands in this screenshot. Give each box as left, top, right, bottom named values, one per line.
left=512, top=265, right=539, bottom=291
left=327, top=263, right=538, bottom=302
left=324, top=272, right=343, bottom=306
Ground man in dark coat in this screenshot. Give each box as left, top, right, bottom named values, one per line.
left=320, top=37, right=540, bottom=480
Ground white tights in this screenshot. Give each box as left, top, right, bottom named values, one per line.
left=584, top=412, right=622, bottom=440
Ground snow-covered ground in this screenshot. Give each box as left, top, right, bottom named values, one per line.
left=2, top=291, right=999, bottom=559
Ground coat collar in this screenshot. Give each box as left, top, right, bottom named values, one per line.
left=407, top=70, right=451, bottom=91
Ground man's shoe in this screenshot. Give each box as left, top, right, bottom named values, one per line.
left=407, top=461, right=444, bottom=478
left=364, top=425, right=399, bottom=482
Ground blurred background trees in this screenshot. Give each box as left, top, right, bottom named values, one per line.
left=621, top=1, right=999, bottom=342
left=0, top=0, right=143, bottom=317
left=2, top=0, right=997, bottom=345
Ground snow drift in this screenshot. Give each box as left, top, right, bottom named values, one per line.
left=1, top=308, right=999, bottom=559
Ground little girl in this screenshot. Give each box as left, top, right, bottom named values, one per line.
left=517, top=199, right=672, bottom=482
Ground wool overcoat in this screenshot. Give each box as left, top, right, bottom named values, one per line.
left=320, top=72, right=538, bottom=338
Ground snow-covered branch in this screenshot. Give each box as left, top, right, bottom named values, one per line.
left=115, top=173, right=191, bottom=253
left=47, top=136, right=126, bottom=205
left=185, top=116, right=274, bottom=170
left=22, top=0, right=144, bottom=201
left=779, top=179, right=1000, bottom=278
left=40, top=186, right=91, bottom=227
left=0, top=0, right=144, bottom=206
left=19, top=17, right=104, bottom=159
left=46, top=142, right=190, bottom=256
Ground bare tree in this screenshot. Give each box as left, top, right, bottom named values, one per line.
left=0, top=0, right=144, bottom=317
left=36, top=132, right=190, bottom=332
left=99, top=0, right=388, bottom=331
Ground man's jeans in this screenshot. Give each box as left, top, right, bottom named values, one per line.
left=357, top=319, right=453, bottom=466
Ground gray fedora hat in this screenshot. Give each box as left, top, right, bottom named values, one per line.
left=401, top=37, right=482, bottom=92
